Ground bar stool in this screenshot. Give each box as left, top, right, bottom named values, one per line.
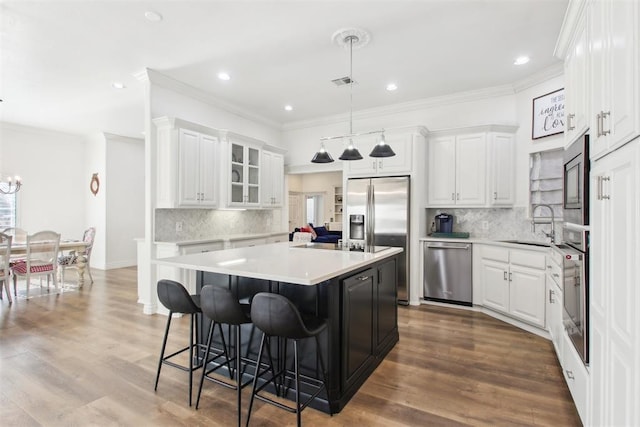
left=154, top=279, right=205, bottom=406
left=196, top=285, right=254, bottom=426
left=246, top=292, right=330, bottom=427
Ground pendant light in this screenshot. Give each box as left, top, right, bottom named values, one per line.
left=311, top=28, right=394, bottom=163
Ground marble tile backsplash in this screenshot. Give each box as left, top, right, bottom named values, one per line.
left=155, top=209, right=282, bottom=241
left=427, top=207, right=562, bottom=243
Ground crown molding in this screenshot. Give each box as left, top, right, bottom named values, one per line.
left=429, top=123, right=520, bottom=136
left=554, top=0, right=587, bottom=59
left=282, top=84, right=515, bottom=131
left=0, top=120, right=85, bottom=139
left=145, top=68, right=281, bottom=130
left=512, top=63, right=564, bottom=93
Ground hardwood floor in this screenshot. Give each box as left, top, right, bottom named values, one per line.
left=0, top=267, right=581, bottom=426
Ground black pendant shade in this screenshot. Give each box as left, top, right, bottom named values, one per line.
left=311, top=149, right=335, bottom=163
left=369, top=142, right=396, bottom=158
left=338, top=146, right=363, bottom=161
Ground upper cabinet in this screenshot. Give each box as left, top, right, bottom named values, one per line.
left=564, top=9, right=590, bottom=146
left=345, top=131, right=413, bottom=177
left=153, top=117, right=286, bottom=210
left=589, top=0, right=640, bottom=159
left=224, top=134, right=262, bottom=208
left=426, top=126, right=517, bottom=208
left=154, top=117, right=220, bottom=208
left=261, top=147, right=285, bottom=208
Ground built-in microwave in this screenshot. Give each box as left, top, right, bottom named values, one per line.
left=563, top=134, right=590, bottom=226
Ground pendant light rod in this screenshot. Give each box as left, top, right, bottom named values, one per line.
left=319, top=129, right=385, bottom=142
left=348, top=34, right=355, bottom=135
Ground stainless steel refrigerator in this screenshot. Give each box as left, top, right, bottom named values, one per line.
left=346, top=176, right=410, bottom=305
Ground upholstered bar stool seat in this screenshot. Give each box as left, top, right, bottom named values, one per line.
left=154, top=279, right=206, bottom=406
left=246, top=292, right=331, bottom=427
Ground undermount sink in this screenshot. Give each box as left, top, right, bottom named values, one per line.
left=497, top=240, right=551, bottom=248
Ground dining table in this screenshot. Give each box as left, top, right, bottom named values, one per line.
left=10, top=239, right=90, bottom=287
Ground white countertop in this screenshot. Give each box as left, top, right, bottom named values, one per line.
left=152, top=231, right=289, bottom=246
left=154, top=241, right=403, bottom=285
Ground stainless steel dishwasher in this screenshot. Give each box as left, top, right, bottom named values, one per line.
left=423, top=241, right=472, bottom=306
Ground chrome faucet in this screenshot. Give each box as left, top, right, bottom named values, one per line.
left=531, top=204, right=556, bottom=243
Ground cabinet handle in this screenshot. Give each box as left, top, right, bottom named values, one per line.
left=378, top=160, right=383, bottom=169
left=357, top=275, right=369, bottom=281
left=602, top=111, right=611, bottom=136
left=602, top=176, right=610, bottom=200
left=553, top=273, right=560, bottom=278
left=503, top=271, right=508, bottom=281
left=565, top=370, right=574, bottom=380
left=596, top=111, right=603, bottom=137
left=456, top=193, right=460, bottom=200
left=452, top=193, right=455, bottom=201
left=567, top=113, right=575, bottom=131
left=508, top=272, right=512, bottom=282
left=596, top=176, right=603, bottom=200
left=549, top=289, right=555, bottom=303
left=493, top=192, right=497, bottom=200
left=547, top=265, right=552, bottom=269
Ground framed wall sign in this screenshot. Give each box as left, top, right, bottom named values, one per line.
left=532, top=88, right=565, bottom=140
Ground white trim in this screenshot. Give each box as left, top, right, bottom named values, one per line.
left=554, top=0, right=588, bottom=59
left=146, top=69, right=281, bottom=130
left=512, top=63, right=564, bottom=93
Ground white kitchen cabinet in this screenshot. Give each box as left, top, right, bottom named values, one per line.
left=563, top=8, right=589, bottom=146
left=478, top=245, right=546, bottom=328
left=589, top=0, right=640, bottom=160
left=488, top=132, right=515, bottom=206
left=546, top=248, right=564, bottom=359
left=261, top=148, right=285, bottom=208
left=178, top=129, right=219, bottom=207
left=224, top=134, right=262, bottom=208
left=428, top=133, right=486, bottom=206
left=589, top=139, right=640, bottom=427
left=345, top=131, right=413, bottom=177
left=154, top=117, right=220, bottom=209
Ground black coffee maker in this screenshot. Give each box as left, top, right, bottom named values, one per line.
left=434, top=213, right=454, bottom=233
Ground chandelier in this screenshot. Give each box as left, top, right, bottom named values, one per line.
left=311, top=28, right=395, bottom=163
left=0, top=175, right=22, bottom=194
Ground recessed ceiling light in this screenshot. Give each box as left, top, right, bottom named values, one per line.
left=111, top=82, right=126, bottom=89
left=514, top=56, right=530, bottom=65
left=386, top=83, right=398, bottom=91
left=144, top=11, right=163, bottom=22
left=217, top=72, right=231, bottom=81
left=284, top=105, right=293, bottom=111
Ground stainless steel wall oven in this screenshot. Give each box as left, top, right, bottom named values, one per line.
left=561, top=133, right=590, bottom=365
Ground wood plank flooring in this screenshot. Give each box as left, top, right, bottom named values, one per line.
left=0, top=267, right=582, bottom=426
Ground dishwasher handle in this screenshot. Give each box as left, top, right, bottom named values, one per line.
left=426, top=243, right=470, bottom=250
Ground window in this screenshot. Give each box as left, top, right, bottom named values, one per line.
left=0, top=191, right=17, bottom=229
left=305, top=194, right=324, bottom=225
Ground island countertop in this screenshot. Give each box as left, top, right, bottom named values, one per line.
left=154, top=241, right=402, bottom=285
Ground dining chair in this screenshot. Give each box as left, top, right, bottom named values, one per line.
left=11, top=230, right=61, bottom=297
left=2, top=227, right=27, bottom=245
left=0, top=232, right=12, bottom=303
left=58, top=227, right=95, bottom=285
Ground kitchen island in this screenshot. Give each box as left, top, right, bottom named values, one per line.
left=155, top=241, right=402, bottom=414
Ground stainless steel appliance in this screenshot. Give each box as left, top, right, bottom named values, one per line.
left=346, top=176, right=410, bottom=304
left=555, top=242, right=589, bottom=364
left=423, top=241, right=472, bottom=306
left=561, top=132, right=590, bottom=365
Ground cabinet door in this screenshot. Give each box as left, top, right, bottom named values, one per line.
left=246, top=146, right=261, bottom=205
left=345, top=139, right=378, bottom=176
left=427, top=136, right=456, bottom=205
left=456, top=133, right=487, bottom=205
left=261, top=151, right=274, bottom=206
left=480, top=259, right=509, bottom=314
left=489, top=133, right=514, bottom=206
left=263, top=151, right=284, bottom=207
left=565, top=11, right=589, bottom=146
left=342, top=269, right=375, bottom=389
left=375, top=259, right=397, bottom=352
left=509, top=264, right=546, bottom=328
left=376, top=134, right=412, bottom=175
left=198, top=135, right=218, bottom=206
left=178, top=129, right=202, bottom=205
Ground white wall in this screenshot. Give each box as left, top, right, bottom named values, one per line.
left=0, top=123, right=86, bottom=238
left=85, top=132, right=107, bottom=269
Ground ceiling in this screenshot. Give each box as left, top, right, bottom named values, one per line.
left=0, top=0, right=569, bottom=139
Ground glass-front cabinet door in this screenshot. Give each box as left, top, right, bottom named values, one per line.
left=229, top=141, right=260, bottom=206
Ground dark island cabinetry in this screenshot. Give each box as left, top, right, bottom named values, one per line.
left=196, top=253, right=400, bottom=414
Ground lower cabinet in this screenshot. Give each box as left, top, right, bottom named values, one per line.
left=478, top=245, right=547, bottom=328
left=342, top=258, right=398, bottom=391
left=546, top=250, right=564, bottom=359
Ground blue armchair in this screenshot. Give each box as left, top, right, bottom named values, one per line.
left=289, top=224, right=342, bottom=243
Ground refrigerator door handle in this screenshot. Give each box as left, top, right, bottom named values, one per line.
left=368, top=184, right=375, bottom=249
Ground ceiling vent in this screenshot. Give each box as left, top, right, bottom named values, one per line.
left=331, top=76, right=357, bottom=87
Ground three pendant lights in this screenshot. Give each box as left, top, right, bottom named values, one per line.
left=311, top=29, right=396, bottom=164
